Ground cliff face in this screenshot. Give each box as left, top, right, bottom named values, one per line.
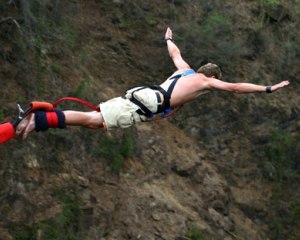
left=0, top=0, right=299, bottom=239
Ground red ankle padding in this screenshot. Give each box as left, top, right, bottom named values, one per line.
left=46, top=112, right=59, bottom=128
left=30, top=101, right=54, bottom=112
left=35, top=109, right=66, bottom=132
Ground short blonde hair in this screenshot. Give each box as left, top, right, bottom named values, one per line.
left=197, top=63, right=222, bottom=79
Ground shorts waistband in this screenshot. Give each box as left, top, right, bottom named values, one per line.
left=124, top=89, right=163, bottom=111
left=124, top=88, right=164, bottom=117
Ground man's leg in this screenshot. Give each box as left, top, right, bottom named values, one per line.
left=64, top=111, right=103, bottom=128
left=16, top=111, right=104, bottom=140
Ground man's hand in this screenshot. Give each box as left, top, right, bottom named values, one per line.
left=165, top=27, right=173, bottom=40
left=16, top=113, right=35, bottom=140
left=271, top=80, right=290, bottom=92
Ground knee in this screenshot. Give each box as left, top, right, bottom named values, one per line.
left=86, top=111, right=103, bottom=129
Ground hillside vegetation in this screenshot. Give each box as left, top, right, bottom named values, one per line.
left=0, top=0, right=299, bottom=239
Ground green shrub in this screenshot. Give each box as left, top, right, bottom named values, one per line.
left=259, top=0, right=284, bottom=27
left=186, top=227, right=205, bottom=240
left=202, top=13, right=232, bottom=38
left=265, top=0, right=283, bottom=7
left=147, top=18, right=157, bottom=26
left=290, top=199, right=300, bottom=222
left=12, top=183, right=83, bottom=240
left=95, top=131, right=134, bottom=173
left=14, top=224, right=37, bottom=240
left=42, top=187, right=82, bottom=239
left=264, top=130, right=300, bottom=239
left=179, top=13, right=246, bottom=75
left=264, top=130, right=299, bottom=182
left=70, top=78, right=91, bottom=98
left=14, top=0, right=77, bottom=96
left=270, top=217, right=284, bottom=238
left=0, top=108, right=4, bottom=121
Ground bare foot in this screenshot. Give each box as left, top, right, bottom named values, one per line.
left=16, top=113, right=35, bottom=140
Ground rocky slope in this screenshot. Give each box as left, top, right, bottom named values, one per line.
left=0, top=0, right=299, bottom=239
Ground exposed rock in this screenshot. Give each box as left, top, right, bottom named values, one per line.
left=0, top=227, right=13, bottom=240
left=0, top=0, right=298, bottom=239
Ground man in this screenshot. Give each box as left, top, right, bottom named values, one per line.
left=16, top=27, right=290, bottom=139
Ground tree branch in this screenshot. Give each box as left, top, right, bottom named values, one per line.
left=0, top=17, right=21, bottom=30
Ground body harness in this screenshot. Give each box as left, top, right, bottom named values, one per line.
left=126, top=69, right=196, bottom=119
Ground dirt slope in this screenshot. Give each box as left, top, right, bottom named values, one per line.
left=0, top=0, right=299, bottom=239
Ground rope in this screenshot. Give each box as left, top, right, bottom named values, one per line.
left=52, top=97, right=100, bottom=112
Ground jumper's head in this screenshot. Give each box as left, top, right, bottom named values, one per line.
left=197, top=63, right=222, bottom=79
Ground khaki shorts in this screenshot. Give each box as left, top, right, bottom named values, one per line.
left=99, top=88, right=159, bottom=130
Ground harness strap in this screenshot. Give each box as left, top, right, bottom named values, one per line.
left=163, top=73, right=181, bottom=112
left=181, top=69, right=196, bottom=76
left=126, top=69, right=196, bottom=119
left=131, top=97, right=154, bottom=118
left=161, top=70, right=196, bottom=113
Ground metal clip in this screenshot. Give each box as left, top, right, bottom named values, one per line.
left=17, top=104, right=25, bottom=119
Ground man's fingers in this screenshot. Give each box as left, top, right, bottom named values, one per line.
left=273, top=80, right=290, bottom=92
left=280, top=80, right=290, bottom=87
left=165, top=27, right=172, bottom=39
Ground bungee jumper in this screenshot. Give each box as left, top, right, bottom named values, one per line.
left=0, top=27, right=290, bottom=143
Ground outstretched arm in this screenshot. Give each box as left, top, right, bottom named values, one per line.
left=165, top=27, right=191, bottom=71
left=206, top=78, right=290, bottom=94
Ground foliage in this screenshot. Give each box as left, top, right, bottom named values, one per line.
left=70, top=78, right=91, bottom=98
left=264, top=0, right=283, bottom=7
left=185, top=227, right=205, bottom=240
left=13, top=184, right=83, bottom=240
left=254, top=0, right=300, bottom=80
left=177, top=12, right=247, bottom=75
left=14, top=224, right=37, bottom=240
left=95, top=130, right=134, bottom=173
left=20, top=0, right=76, bottom=50
left=269, top=186, right=300, bottom=239
left=264, top=130, right=300, bottom=182
left=201, top=13, right=232, bottom=38
left=147, top=18, right=158, bottom=26
left=45, top=187, right=82, bottom=239
left=14, top=0, right=77, bottom=96
left=263, top=131, right=300, bottom=239
left=0, top=108, right=4, bottom=121
left=289, top=198, right=300, bottom=222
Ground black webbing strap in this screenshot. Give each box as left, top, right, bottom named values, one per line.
left=126, top=73, right=182, bottom=117
left=130, top=98, right=154, bottom=118
left=162, top=74, right=181, bottom=111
